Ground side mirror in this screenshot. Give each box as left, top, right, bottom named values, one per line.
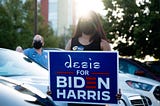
left=134, top=70, right=145, bottom=76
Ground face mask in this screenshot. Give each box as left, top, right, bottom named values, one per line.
left=33, top=40, right=42, bottom=49
left=80, top=21, right=96, bottom=35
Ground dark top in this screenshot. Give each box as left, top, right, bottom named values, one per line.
left=70, top=37, right=101, bottom=51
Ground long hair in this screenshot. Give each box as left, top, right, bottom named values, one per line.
left=73, top=11, right=108, bottom=41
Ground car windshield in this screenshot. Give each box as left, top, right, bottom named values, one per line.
left=0, top=49, right=48, bottom=77
left=119, top=58, right=156, bottom=79
left=130, top=59, right=160, bottom=80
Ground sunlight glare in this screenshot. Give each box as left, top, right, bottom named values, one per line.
left=75, top=0, right=106, bottom=19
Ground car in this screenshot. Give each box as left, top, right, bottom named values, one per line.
left=0, top=48, right=67, bottom=106
left=0, top=48, right=49, bottom=93
left=119, top=58, right=160, bottom=82
left=118, top=72, right=160, bottom=106
left=0, top=76, right=56, bottom=106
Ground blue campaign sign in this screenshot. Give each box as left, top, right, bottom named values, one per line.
left=49, top=51, right=118, bottom=105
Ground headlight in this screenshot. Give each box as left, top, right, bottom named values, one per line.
left=126, top=80, right=153, bottom=91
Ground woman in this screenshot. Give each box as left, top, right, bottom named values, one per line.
left=65, top=11, right=120, bottom=106
left=65, top=11, right=111, bottom=51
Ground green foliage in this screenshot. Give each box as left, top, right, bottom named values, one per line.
left=102, top=0, right=160, bottom=59
left=0, top=0, right=57, bottom=50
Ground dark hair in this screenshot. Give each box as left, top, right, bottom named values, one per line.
left=73, top=11, right=108, bottom=41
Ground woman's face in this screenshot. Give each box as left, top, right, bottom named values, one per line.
left=79, top=17, right=96, bottom=35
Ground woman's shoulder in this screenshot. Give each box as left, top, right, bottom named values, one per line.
left=100, top=39, right=111, bottom=51
left=100, top=39, right=110, bottom=45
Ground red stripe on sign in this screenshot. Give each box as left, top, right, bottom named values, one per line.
left=56, top=72, right=74, bottom=74
left=86, top=86, right=96, bottom=89
left=86, top=81, right=96, bottom=84
left=86, top=77, right=96, bottom=80
left=91, top=72, right=109, bottom=75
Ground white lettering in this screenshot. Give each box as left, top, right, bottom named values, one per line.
left=64, top=55, right=72, bottom=68
left=76, top=70, right=89, bottom=75
left=57, top=76, right=67, bottom=88
left=77, top=90, right=86, bottom=100
left=94, top=62, right=100, bottom=69
left=89, top=58, right=92, bottom=69
left=73, top=62, right=80, bottom=68
left=102, top=91, right=110, bottom=101
left=64, top=55, right=100, bottom=69
left=68, top=77, right=72, bottom=88
left=87, top=90, right=96, bottom=100
left=56, top=89, right=110, bottom=101
left=67, top=90, right=76, bottom=99
left=57, top=89, right=66, bottom=99
left=81, top=62, right=88, bottom=68
left=98, top=78, right=110, bottom=89
left=97, top=91, right=100, bottom=100
left=57, top=76, right=85, bottom=88
left=74, top=77, right=85, bottom=88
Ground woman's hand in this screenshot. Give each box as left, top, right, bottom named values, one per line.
left=116, top=89, right=122, bottom=100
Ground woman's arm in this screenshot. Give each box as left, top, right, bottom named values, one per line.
left=100, top=39, right=111, bottom=51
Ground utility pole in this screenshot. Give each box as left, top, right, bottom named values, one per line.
left=34, top=0, right=38, bottom=35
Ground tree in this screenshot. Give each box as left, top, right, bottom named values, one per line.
left=0, top=0, right=58, bottom=50
left=102, top=0, right=160, bottom=59
left=0, top=0, right=24, bottom=49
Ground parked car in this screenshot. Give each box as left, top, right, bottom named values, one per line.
left=118, top=72, right=160, bottom=106
left=0, top=76, right=56, bottom=106
left=0, top=48, right=49, bottom=93
left=0, top=48, right=67, bottom=106
left=119, top=58, right=160, bottom=82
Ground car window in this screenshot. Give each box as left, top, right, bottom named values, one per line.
left=120, top=59, right=156, bottom=80
left=128, top=62, right=140, bottom=74
left=119, top=59, right=140, bottom=74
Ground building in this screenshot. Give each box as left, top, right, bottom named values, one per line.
left=40, top=0, right=48, bottom=24
left=40, top=0, right=75, bottom=36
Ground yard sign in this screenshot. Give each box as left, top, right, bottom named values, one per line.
left=49, top=51, right=118, bottom=105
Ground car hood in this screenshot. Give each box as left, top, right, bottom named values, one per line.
left=0, top=76, right=47, bottom=98
left=0, top=83, right=38, bottom=106
left=0, top=76, right=56, bottom=106
left=8, top=76, right=49, bottom=93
